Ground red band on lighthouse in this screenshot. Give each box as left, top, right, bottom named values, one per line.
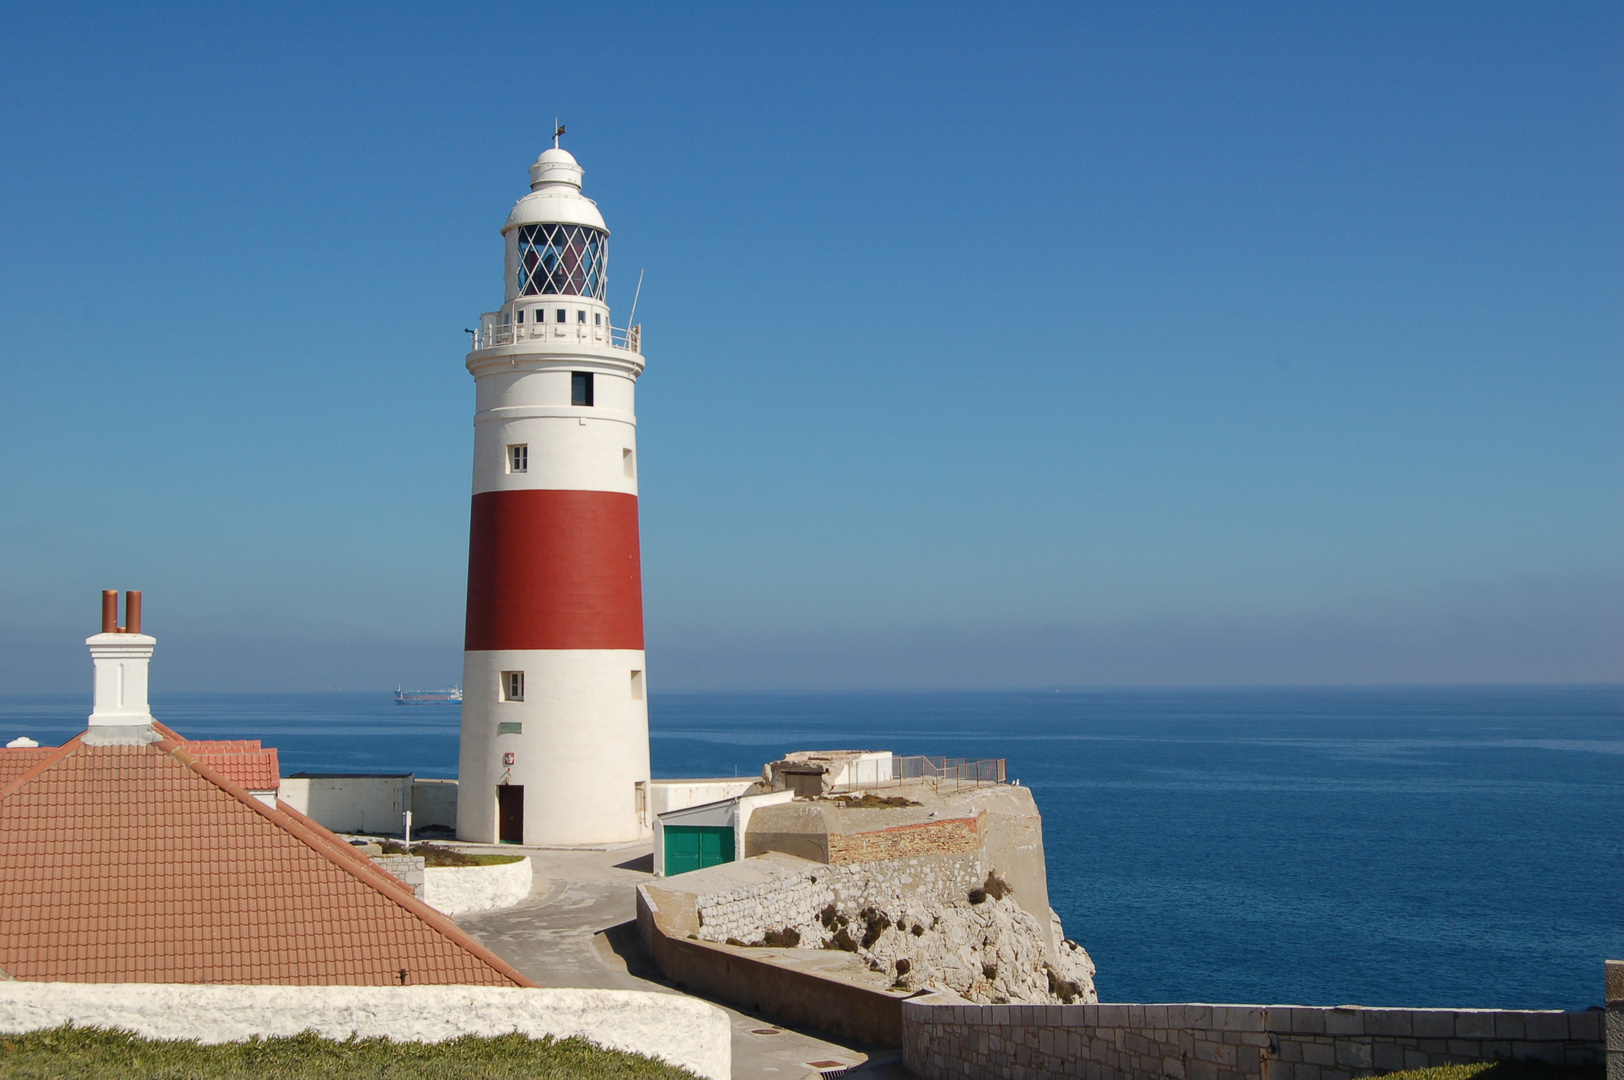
left=464, top=488, right=645, bottom=651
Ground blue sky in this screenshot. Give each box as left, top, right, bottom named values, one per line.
left=0, top=2, right=1618, bottom=691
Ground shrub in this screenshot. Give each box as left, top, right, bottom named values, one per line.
left=982, top=871, right=1011, bottom=900
left=858, top=908, right=892, bottom=949
left=967, top=888, right=987, bottom=905
left=981, top=962, right=998, bottom=981
left=895, top=958, right=911, bottom=976
left=910, top=923, right=925, bottom=937
left=762, top=927, right=800, bottom=948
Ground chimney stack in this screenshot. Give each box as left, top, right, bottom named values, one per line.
left=87, top=589, right=156, bottom=730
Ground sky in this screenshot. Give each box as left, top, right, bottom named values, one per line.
left=0, top=2, right=1619, bottom=692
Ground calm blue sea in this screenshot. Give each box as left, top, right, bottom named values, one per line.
left=3, top=687, right=1620, bottom=1011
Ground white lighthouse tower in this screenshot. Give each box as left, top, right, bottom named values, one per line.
left=457, top=141, right=650, bottom=846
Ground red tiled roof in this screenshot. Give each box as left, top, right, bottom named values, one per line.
left=0, top=727, right=529, bottom=987
left=0, top=749, right=54, bottom=789
left=162, top=728, right=280, bottom=791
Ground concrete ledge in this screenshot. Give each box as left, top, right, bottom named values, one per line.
left=0, top=981, right=729, bottom=1080
left=424, top=857, right=532, bottom=916
left=638, top=883, right=905, bottom=1047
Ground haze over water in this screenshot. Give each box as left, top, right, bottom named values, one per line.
left=3, top=686, right=1618, bottom=1010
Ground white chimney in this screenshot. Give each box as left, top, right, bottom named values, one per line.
left=87, top=590, right=156, bottom=728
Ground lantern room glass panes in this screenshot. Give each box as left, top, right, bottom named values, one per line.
left=516, top=223, right=607, bottom=299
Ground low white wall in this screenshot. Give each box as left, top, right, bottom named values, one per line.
left=0, top=982, right=729, bottom=1080
left=647, top=779, right=757, bottom=818
left=424, top=857, right=533, bottom=916
left=411, top=779, right=458, bottom=829
left=279, top=774, right=412, bottom=835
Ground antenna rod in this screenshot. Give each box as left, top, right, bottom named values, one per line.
left=627, top=268, right=645, bottom=329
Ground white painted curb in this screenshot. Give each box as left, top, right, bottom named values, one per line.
left=0, top=982, right=728, bottom=1080
left=424, top=856, right=533, bottom=916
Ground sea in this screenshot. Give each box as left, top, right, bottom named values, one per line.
left=2, top=686, right=1619, bottom=1012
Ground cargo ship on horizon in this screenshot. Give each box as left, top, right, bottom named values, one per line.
left=394, top=686, right=463, bottom=705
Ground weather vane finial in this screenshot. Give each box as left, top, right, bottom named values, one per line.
left=553, top=119, right=565, bottom=149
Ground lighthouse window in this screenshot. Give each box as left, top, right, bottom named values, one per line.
left=515, top=223, right=607, bottom=299
left=514, top=309, right=524, bottom=323
left=502, top=671, right=524, bottom=702
left=577, top=310, right=586, bottom=323
left=572, top=372, right=594, bottom=407
left=630, top=670, right=645, bottom=700
left=508, top=444, right=528, bottom=473
left=595, top=313, right=602, bottom=326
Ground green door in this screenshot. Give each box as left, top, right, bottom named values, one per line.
left=663, top=825, right=735, bottom=876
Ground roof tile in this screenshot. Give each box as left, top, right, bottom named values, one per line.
left=0, top=727, right=528, bottom=988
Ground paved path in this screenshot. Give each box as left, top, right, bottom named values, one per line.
left=455, top=843, right=915, bottom=1080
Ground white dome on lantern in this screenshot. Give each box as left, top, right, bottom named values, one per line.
left=504, top=148, right=608, bottom=234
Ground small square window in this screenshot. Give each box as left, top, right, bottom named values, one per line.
left=556, top=308, right=567, bottom=323
left=595, top=313, right=602, bottom=326
left=572, top=372, right=594, bottom=407
left=508, top=444, right=528, bottom=473
left=630, top=670, right=644, bottom=700
left=577, top=310, right=587, bottom=323
left=502, top=671, right=524, bottom=702
left=497, top=721, right=523, bottom=735
left=623, top=448, right=635, bottom=478
left=515, top=309, right=524, bottom=323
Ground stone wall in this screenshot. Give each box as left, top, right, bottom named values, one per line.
left=902, top=997, right=1605, bottom=1080
left=1607, top=960, right=1622, bottom=1080
left=828, top=814, right=983, bottom=864
left=0, top=981, right=730, bottom=1080
left=691, top=852, right=987, bottom=944
left=371, top=854, right=426, bottom=899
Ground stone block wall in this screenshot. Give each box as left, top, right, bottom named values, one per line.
left=828, top=814, right=983, bottom=864
left=902, top=999, right=1604, bottom=1080
left=371, top=854, right=426, bottom=899
left=1607, top=960, right=1623, bottom=1080
left=692, top=853, right=985, bottom=944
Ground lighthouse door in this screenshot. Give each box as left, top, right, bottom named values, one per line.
left=497, top=785, right=524, bottom=844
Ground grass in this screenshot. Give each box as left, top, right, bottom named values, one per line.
left=0, top=1026, right=698, bottom=1079
left=1374, top=1062, right=1603, bottom=1080
left=375, top=841, right=525, bottom=868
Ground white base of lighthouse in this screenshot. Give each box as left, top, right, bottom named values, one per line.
left=456, top=648, right=652, bottom=846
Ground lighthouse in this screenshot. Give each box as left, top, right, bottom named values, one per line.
left=457, top=142, right=650, bottom=846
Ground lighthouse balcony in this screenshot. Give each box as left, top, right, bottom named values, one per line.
left=473, top=314, right=641, bottom=355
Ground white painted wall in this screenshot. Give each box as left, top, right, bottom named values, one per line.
left=411, top=779, right=458, bottom=829
left=0, top=982, right=729, bottom=1080
left=423, top=858, right=533, bottom=916
left=278, top=775, right=412, bottom=835
left=459, top=649, right=650, bottom=846
left=648, top=779, right=757, bottom=818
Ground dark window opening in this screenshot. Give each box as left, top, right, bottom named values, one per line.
left=572, top=372, right=594, bottom=407
left=577, top=309, right=586, bottom=323
left=556, top=308, right=567, bottom=323
left=515, top=309, right=524, bottom=323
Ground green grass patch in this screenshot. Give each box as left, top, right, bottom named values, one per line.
left=0, top=1025, right=697, bottom=1079
left=376, top=842, right=524, bottom=868
left=1374, top=1061, right=1603, bottom=1080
